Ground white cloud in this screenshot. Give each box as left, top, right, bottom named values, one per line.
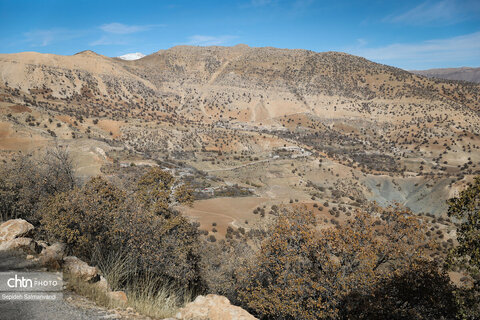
left=384, top=0, right=480, bottom=25
left=99, top=22, right=160, bottom=34
left=186, top=35, right=238, bottom=46
left=91, top=22, right=164, bottom=46
left=350, top=31, right=480, bottom=69
left=23, top=29, right=82, bottom=47
left=89, top=36, right=128, bottom=46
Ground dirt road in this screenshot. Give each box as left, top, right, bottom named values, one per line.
left=0, top=251, right=122, bottom=320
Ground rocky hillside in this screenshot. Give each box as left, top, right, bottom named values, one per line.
left=1, top=45, right=478, bottom=320
left=0, top=45, right=479, bottom=216
left=1, top=45, right=479, bottom=118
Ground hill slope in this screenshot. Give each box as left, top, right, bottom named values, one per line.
left=0, top=45, right=479, bottom=216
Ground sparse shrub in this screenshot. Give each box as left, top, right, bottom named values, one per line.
left=340, top=260, right=458, bottom=319
left=40, top=176, right=125, bottom=260
left=135, top=167, right=193, bottom=214
left=0, top=146, right=75, bottom=222
left=112, top=202, right=201, bottom=289
left=41, top=175, right=202, bottom=289
left=236, top=205, right=432, bottom=319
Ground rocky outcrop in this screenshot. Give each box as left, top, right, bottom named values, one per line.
left=94, top=275, right=111, bottom=292
left=0, top=219, right=34, bottom=242
left=175, top=294, right=257, bottom=320
left=39, top=242, right=66, bottom=269
left=0, top=237, right=41, bottom=254
left=63, top=256, right=99, bottom=282
left=62, top=255, right=127, bottom=306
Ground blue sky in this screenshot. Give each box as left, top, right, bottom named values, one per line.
left=0, top=0, right=479, bottom=69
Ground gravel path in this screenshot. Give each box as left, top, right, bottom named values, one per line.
left=0, top=297, right=122, bottom=320
left=0, top=251, right=124, bottom=320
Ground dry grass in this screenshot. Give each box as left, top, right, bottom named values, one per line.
left=126, top=275, right=191, bottom=319
left=64, top=273, right=115, bottom=308
left=93, top=249, right=135, bottom=291
left=78, top=249, right=192, bottom=319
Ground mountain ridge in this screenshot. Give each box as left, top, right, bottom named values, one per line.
left=0, top=45, right=479, bottom=217
left=411, top=67, right=480, bottom=83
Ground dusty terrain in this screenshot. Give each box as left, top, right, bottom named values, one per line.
left=0, top=45, right=479, bottom=237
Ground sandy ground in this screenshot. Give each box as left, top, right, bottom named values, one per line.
left=181, top=196, right=269, bottom=236
left=0, top=122, right=48, bottom=151
left=97, top=120, right=123, bottom=139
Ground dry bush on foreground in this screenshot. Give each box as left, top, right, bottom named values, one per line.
left=235, top=206, right=438, bottom=319
left=0, top=146, right=75, bottom=222
left=40, top=172, right=201, bottom=289
left=68, top=251, right=191, bottom=319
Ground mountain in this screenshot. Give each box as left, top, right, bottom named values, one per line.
left=117, top=52, right=146, bottom=60
left=0, top=45, right=479, bottom=216
left=411, top=67, right=480, bottom=83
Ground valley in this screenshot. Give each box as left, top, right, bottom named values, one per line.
left=0, top=45, right=479, bottom=238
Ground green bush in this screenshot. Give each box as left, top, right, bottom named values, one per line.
left=135, top=167, right=193, bottom=214
left=447, top=176, right=480, bottom=319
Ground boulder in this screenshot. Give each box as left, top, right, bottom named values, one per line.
left=94, top=275, right=111, bottom=293
left=0, top=237, right=41, bottom=254
left=39, top=242, right=66, bottom=269
left=108, top=291, right=127, bottom=306
left=0, top=219, right=34, bottom=242
left=176, top=294, right=257, bottom=320
left=63, top=256, right=99, bottom=282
